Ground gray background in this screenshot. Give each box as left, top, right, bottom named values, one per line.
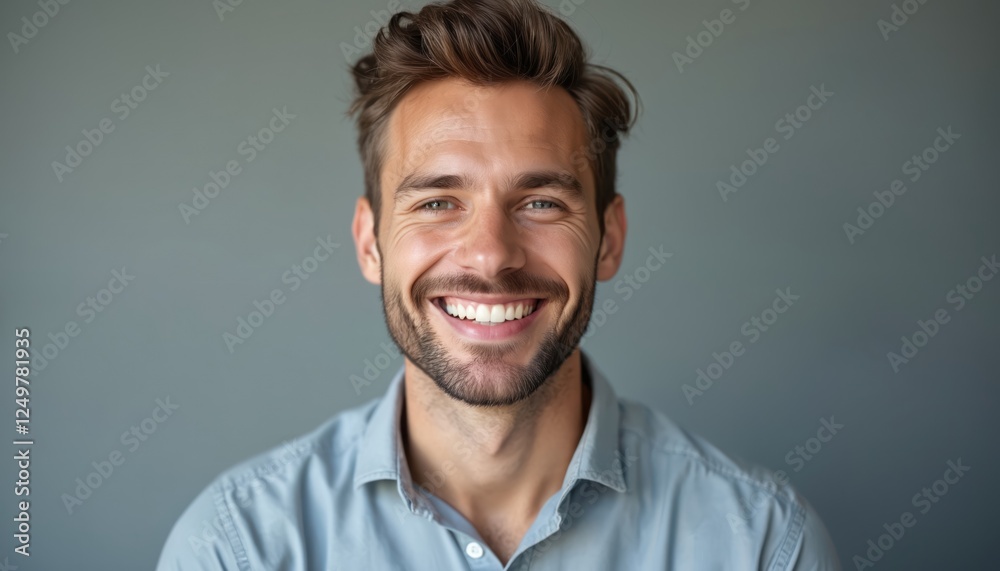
left=1, top=0, right=997, bottom=568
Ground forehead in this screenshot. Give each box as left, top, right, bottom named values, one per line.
left=382, top=78, right=590, bottom=187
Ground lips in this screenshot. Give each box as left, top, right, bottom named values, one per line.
left=431, top=296, right=546, bottom=340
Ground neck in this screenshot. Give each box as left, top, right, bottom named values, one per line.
left=402, top=349, right=592, bottom=526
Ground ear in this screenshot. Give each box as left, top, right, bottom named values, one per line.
left=352, top=196, right=382, bottom=285
left=596, top=194, right=627, bottom=281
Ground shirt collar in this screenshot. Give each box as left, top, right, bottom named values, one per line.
left=352, top=351, right=627, bottom=505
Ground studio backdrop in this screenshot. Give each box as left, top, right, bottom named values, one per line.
left=0, top=0, right=996, bottom=568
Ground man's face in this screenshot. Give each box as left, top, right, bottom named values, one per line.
left=353, top=78, right=623, bottom=407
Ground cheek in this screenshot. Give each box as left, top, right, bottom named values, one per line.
left=537, top=221, right=596, bottom=262
left=382, top=226, right=453, bottom=293
left=526, top=235, right=594, bottom=296
left=532, top=218, right=597, bottom=260
left=394, top=227, right=455, bottom=267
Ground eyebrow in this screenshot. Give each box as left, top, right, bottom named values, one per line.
left=394, top=170, right=584, bottom=202
left=510, top=171, right=584, bottom=198
left=394, top=174, right=467, bottom=202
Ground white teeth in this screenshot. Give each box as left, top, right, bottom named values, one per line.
left=489, top=305, right=505, bottom=323
left=475, top=305, right=491, bottom=323
left=442, top=300, right=538, bottom=324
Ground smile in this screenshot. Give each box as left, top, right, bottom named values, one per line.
left=438, top=296, right=538, bottom=324
left=432, top=296, right=546, bottom=340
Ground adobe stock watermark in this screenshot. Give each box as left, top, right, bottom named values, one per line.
left=672, top=0, right=752, bottom=73
left=179, top=106, right=296, bottom=224
left=222, top=236, right=340, bottom=353
left=556, top=0, right=588, bottom=17
left=578, top=245, right=673, bottom=347
left=728, top=416, right=845, bottom=533
left=340, top=0, right=410, bottom=61
left=61, top=397, right=179, bottom=515
left=784, top=416, right=845, bottom=472
left=51, top=64, right=170, bottom=182
left=886, top=254, right=997, bottom=373
left=7, top=0, right=73, bottom=54
left=496, top=242, right=666, bottom=392
left=350, top=341, right=402, bottom=395
left=877, top=0, right=932, bottom=41
left=842, top=126, right=960, bottom=244
left=186, top=438, right=315, bottom=555
left=851, top=458, right=970, bottom=570
left=683, top=287, right=801, bottom=405
left=717, top=84, right=834, bottom=202
left=212, top=0, right=252, bottom=22
left=29, top=267, right=136, bottom=376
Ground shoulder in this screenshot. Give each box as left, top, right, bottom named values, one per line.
left=617, top=399, right=841, bottom=570
left=155, top=398, right=380, bottom=570
left=619, top=400, right=785, bottom=493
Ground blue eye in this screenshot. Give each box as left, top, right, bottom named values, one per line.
left=421, top=200, right=454, bottom=211
left=526, top=200, right=559, bottom=210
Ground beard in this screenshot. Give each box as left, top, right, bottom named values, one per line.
left=379, top=258, right=598, bottom=408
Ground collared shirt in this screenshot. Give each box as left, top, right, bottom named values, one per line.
left=157, top=352, right=842, bottom=570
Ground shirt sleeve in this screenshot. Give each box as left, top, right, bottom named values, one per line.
left=155, top=482, right=246, bottom=571
left=781, top=497, right=842, bottom=571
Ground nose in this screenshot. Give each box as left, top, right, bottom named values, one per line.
left=453, top=204, right=527, bottom=278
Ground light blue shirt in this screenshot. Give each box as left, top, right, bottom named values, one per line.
left=157, top=352, right=841, bottom=570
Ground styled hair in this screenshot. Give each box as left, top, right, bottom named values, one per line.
left=347, top=0, right=639, bottom=236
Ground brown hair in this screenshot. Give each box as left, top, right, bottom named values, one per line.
left=347, top=0, right=639, bottom=236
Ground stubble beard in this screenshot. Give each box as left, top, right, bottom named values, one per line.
left=379, top=258, right=597, bottom=407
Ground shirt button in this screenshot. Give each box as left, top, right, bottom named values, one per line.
left=465, top=541, right=484, bottom=559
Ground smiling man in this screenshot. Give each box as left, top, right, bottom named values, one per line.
left=157, top=0, right=841, bottom=569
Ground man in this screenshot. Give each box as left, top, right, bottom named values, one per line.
left=158, top=0, right=841, bottom=569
